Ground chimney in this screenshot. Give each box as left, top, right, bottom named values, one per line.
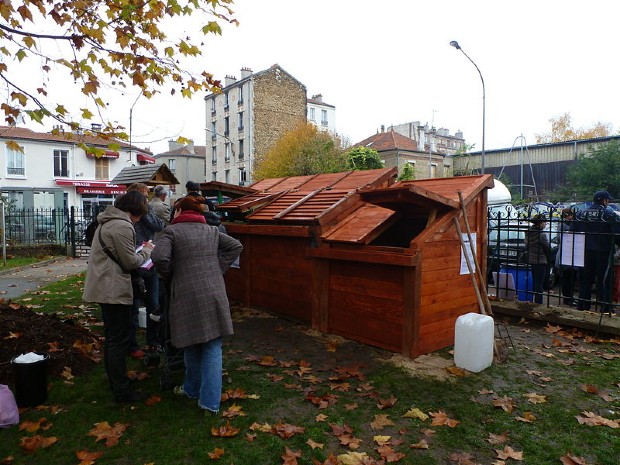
left=311, top=94, right=323, bottom=103
left=240, top=67, right=253, bottom=79
left=168, top=140, right=184, bottom=151
left=187, top=140, right=195, bottom=152
left=91, top=123, right=102, bottom=132
left=380, top=125, right=385, bottom=133
left=225, top=75, right=237, bottom=87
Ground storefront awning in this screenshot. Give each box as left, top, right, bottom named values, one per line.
left=76, top=186, right=126, bottom=195
left=137, top=153, right=156, bottom=164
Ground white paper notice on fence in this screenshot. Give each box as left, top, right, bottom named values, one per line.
left=459, top=233, right=476, bottom=275
left=559, top=232, right=585, bottom=267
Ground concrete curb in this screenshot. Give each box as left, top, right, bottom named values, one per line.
left=0, top=256, right=76, bottom=277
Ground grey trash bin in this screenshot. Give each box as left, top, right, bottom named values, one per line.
left=12, top=353, right=49, bottom=408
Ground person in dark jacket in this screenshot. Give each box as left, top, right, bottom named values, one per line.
left=558, top=208, right=578, bottom=305
left=574, top=190, right=620, bottom=314
left=151, top=195, right=242, bottom=415
left=82, top=191, right=153, bottom=403
left=126, top=183, right=164, bottom=355
left=525, top=214, right=552, bottom=304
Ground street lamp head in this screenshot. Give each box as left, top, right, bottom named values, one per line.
left=449, top=40, right=461, bottom=50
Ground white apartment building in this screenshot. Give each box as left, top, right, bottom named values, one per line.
left=0, top=125, right=154, bottom=211
left=307, top=94, right=336, bottom=133
left=204, top=64, right=307, bottom=186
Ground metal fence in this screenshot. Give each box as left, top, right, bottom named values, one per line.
left=0, top=206, right=102, bottom=256
left=487, top=204, right=619, bottom=314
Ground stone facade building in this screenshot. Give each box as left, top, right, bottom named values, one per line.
left=204, top=64, right=307, bottom=186
left=153, top=140, right=206, bottom=200
left=354, top=129, right=452, bottom=179
left=387, top=121, right=465, bottom=156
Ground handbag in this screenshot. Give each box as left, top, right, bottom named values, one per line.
left=0, top=384, right=19, bottom=428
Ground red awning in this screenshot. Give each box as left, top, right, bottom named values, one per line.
left=137, top=153, right=156, bottom=164
left=56, top=179, right=120, bottom=188
left=86, top=150, right=120, bottom=159
left=76, top=186, right=126, bottom=195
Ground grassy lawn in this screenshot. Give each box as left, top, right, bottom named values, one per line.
left=0, top=255, right=57, bottom=270
left=0, top=274, right=619, bottom=464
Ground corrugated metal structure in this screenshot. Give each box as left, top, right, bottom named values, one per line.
left=221, top=168, right=494, bottom=358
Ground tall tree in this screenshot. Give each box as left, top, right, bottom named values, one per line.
left=344, top=146, right=383, bottom=171
left=252, top=122, right=347, bottom=180
left=0, top=0, right=236, bottom=138
left=562, top=140, right=620, bottom=200
left=535, top=112, right=613, bottom=143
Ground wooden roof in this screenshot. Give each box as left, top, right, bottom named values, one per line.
left=198, top=181, right=257, bottom=199
left=220, top=168, right=397, bottom=224
left=109, top=164, right=179, bottom=186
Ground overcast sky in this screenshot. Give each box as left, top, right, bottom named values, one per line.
left=32, top=0, right=620, bottom=155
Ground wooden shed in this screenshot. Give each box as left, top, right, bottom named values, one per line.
left=110, top=164, right=179, bottom=187
left=220, top=169, right=494, bottom=358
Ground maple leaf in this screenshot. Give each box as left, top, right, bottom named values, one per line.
left=221, top=388, right=250, bottom=402
left=337, top=452, right=370, bottom=465
left=492, top=396, right=516, bottom=413
left=338, top=434, right=363, bottom=450
left=223, top=403, right=246, bottom=418
left=19, top=435, right=58, bottom=453
left=207, top=447, right=225, bottom=459
left=329, top=423, right=353, bottom=436
left=315, top=413, right=328, bottom=423
left=75, top=449, right=103, bottom=465
left=487, top=432, right=509, bottom=445
left=211, top=421, right=241, bottom=437
left=410, top=439, right=430, bottom=449
left=87, top=422, right=128, bottom=447
left=559, top=452, right=592, bottom=465
left=19, top=418, right=52, bottom=433
left=545, top=324, right=562, bottom=333
left=271, top=422, right=305, bottom=439
left=144, top=395, right=161, bottom=406
left=329, top=382, right=350, bottom=392
left=326, top=341, right=338, bottom=352
left=246, top=433, right=257, bottom=442
left=447, top=366, right=467, bottom=376
left=449, top=452, right=479, bottom=464
left=429, top=411, right=460, bottom=427
left=345, top=403, right=358, bottom=410
left=258, top=355, right=278, bottom=366
left=377, top=444, right=406, bottom=462
left=61, top=366, right=74, bottom=382
left=495, top=445, right=523, bottom=460
left=371, top=414, right=394, bottom=430
left=249, top=422, right=271, bottom=432
left=376, top=395, right=397, bottom=410
left=403, top=408, right=429, bottom=421
left=515, top=412, right=537, bottom=423
left=523, top=393, right=547, bottom=404
left=306, top=438, right=324, bottom=449
left=373, top=435, right=391, bottom=445
left=575, top=411, right=620, bottom=428
left=267, top=373, right=284, bottom=382
left=281, top=447, right=302, bottom=465
left=312, top=453, right=339, bottom=465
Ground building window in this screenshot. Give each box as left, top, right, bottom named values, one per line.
left=224, top=117, right=229, bottom=136
left=7, top=144, right=25, bottom=176
left=239, top=168, right=247, bottom=185
left=53, top=149, right=69, bottom=177
left=95, top=157, right=109, bottom=180
left=168, top=158, right=176, bottom=172
left=225, top=169, right=230, bottom=184
left=212, top=171, right=217, bottom=181
left=238, top=86, right=244, bottom=104
left=224, top=92, right=229, bottom=110
left=210, top=98, right=216, bottom=115
left=212, top=146, right=217, bottom=165
left=238, top=112, right=244, bottom=131
left=225, top=143, right=230, bottom=162
left=309, top=107, right=315, bottom=121
left=238, top=139, right=244, bottom=160
left=211, top=121, right=217, bottom=140
left=321, top=109, right=328, bottom=126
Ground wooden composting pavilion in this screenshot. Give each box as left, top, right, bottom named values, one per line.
left=110, top=164, right=179, bottom=187
left=219, top=168, right=494, bottom=358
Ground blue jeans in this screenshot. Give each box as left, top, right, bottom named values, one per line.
left=182, top=338, right=223, bottom=412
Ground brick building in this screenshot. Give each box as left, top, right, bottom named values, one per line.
left=204, top=64, right=307, bottom=186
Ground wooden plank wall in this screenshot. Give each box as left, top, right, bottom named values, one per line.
left=416, top=206, right=481, bottom=355
left=325, top=261, right=405, bottom=352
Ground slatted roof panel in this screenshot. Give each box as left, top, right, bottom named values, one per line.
left=321, top=204, right=397, bottom=244
left=109, top=164, right=179, bottom=186
left=246, top=191, right=309, bottom=222
left=258, top=189, right=353, bottom=224
left=217, top=191, right=284, bottom=214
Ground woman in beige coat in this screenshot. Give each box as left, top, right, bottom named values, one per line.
left=83, top=191, right=153, bottom=403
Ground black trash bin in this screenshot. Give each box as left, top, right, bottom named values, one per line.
left=11, top=353, right=49, bottom=408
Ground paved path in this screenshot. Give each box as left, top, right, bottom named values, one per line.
left=0, top=257, right=88, bottom=300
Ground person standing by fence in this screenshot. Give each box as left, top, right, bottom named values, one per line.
left=575, top=191, right=620, bottom=315
left=525, top=214, right=552, bottom=304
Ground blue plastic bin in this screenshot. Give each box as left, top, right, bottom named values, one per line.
left=499, top=265, right=533, bottom=302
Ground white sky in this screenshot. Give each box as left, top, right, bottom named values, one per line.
left=31, top=0, right=620, bottom=155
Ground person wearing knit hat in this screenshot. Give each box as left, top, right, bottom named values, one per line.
left=151, top=194, right=242, bottom=415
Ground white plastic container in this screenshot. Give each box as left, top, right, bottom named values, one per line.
left=453, top=312, right=494, bottom=373
left=138, top=307, right=147, bottom=329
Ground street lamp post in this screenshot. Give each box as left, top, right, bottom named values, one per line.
left=449, top=40, right=485, bottom=174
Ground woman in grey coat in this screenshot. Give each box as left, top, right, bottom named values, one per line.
left=151, top=195, right=242, bottom=415
left=82, top=191, right=153, bottom=403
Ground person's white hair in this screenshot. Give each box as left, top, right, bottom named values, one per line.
left=153, top=185, right=168, bottom=198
